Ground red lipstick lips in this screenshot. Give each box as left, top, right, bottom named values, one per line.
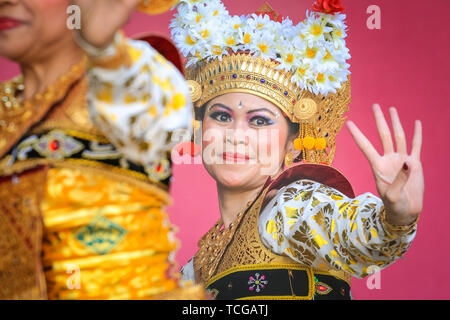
left=0, top=17, right=23, bottom=31
left=222, top=152, right=250, bottom=163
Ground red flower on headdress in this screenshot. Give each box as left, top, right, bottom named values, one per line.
left=311, top=0, right=345, bottom=15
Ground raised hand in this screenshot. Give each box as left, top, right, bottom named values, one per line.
left=70, top=0, right=140, bottom=48
left=346, top=104, right=424, bottom=226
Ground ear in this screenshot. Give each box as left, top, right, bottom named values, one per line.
left=285, top=134, right=301, bottom=162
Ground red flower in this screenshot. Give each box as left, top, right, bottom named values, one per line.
left=312, top=0, right=345, bottom=15
left=175, top=141, right=201, bottom=157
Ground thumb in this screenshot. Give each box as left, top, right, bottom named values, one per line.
left=385, top=162, right=410, bottom=202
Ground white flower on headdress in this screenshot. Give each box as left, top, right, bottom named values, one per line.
left=277, top=43, right=301, bottom=72
left=230, top=15, right=245, bottom=32
left=196, top=0, right=228, bottom=20
left=327, top=13, right=348, bottom=39
left=251, top=31, right=276, bottom=60
left=170, top=0, right=351, bottom=96
left=247, top=13, right=273, bottom=32
left=172, top=28, right=200, bottom=57
left=302, top=11, right=333, bottom=43
left=291, top=63, right=312, bottom=89
left=302, top=45, right=326, bottom=66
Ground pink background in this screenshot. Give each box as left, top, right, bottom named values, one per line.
left=1, top=0, right=449, bottom=299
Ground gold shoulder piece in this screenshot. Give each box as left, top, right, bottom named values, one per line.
left=0, top=59, right=86, bottom=159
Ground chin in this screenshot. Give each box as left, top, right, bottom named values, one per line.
left=212, top=164, right=267, bottom=190
left=0, top=36, right=30, bottom=60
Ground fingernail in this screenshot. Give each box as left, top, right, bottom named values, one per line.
left=403, top=162, right=409, bottom=171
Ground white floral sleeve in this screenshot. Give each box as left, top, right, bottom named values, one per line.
left=259, top=179, right=418, bottom=279
left=85, top=32, right=192, bottom=166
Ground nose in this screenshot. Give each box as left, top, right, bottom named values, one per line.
left=226, top=135, right=246, bottom=146
left=225, top=127, right=249, bottom=146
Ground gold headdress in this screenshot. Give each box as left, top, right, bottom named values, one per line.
left=171, top=0, right=351, bottom=165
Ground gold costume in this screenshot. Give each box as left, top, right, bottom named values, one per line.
left=0, top=32, right=202, bottom=299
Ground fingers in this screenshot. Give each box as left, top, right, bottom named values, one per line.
left=373, top=104, right=394, bottom=154
left=346, top=120, right=380, bottom=164
left=411, top=120, right=422, bottom=160
left=389, top=107, right=407, bottom=155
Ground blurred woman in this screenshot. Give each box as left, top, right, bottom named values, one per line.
left=0, top=0, right=200, bottom=299
left=171, top=0, right=424, bottom=300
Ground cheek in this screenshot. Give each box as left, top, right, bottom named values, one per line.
left=201, top=119, right=216, bottom=149
left=31, top=0, right=70, bottom=34
left=201, top=118, right=228, bottom=150
left=256, top=126, right=288, bottom=157
left=32, top=0, right=68, bottom=9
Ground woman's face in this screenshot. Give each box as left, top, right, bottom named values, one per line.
left=201, top=92, right=295, bottom=191
left=0, top=0, right=72, bottom=62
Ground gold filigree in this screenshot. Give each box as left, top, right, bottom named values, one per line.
left=294, top=98, right=317, bottom=121
left=187, top=80, right=202, bottom=102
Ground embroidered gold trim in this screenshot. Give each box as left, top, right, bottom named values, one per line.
left=380, top=208, right=419, bottom=236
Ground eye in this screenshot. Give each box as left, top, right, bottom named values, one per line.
left=210, top=111, right=232, bottom=123
left=249, top=116, right=273, bottom=127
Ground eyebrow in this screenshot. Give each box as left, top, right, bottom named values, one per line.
left=208, top=103, right=233, bottom=113
left=208, top=103, right=277, bottom=116
left=247, top=108, right=276, bottom=116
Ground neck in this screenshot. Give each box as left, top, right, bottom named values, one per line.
left=19, top=40, right=83, bottom=101
left=217, top=183, right=265, bottom=228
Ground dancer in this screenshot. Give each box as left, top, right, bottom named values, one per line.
left=169, top=0, right=424, bottom=299
left=0, top=0, right=201, bottom=299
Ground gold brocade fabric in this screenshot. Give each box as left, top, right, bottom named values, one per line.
left=41, top=167, right=178, bottom=300
left=0, top=166, right=48, bottom=299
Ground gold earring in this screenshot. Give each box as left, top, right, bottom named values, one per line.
left=284, top=152, right=293, bottom=167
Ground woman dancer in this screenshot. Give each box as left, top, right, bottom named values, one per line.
left=170, top=0, right=424, bottom=300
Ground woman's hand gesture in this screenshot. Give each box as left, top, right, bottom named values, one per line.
left=347, top=104, right=424, bottom=226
